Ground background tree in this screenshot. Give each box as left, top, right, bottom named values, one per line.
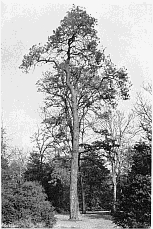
left=134, top=82, right=152, bottom=142
left=28, top=126, right=55, bottom=184
left=1, top=123, right=12, bottom=160
left=1, top=125, right=7, bottom=157
left=31, top=126, right=54, bottom=161
left=24, top=151, right=53, bottom=195
left=112, top=82, right=152, bottom=227
left=78, top=148, right=112, bottom=212
left=89, top=109, right=138, bottom=212
left=24, top=124, right=70, bottom=212
left=113, top=142, right=151, bottom=228
left=51, top=155, right=71, bottom=212
left=24, top=148, right=71, bottom=212
left=24, top=151, right=51, bottom=184
left=20, top=5, right=131, bottom=219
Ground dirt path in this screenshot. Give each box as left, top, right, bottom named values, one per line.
left=52, top=211, right=121, bottom=229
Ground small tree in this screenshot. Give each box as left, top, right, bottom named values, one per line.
left=20, top=5, right=130, bottom=219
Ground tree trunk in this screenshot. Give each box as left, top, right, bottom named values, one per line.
left=70, top=92, right=80, bottom=220
left=80, top=173, right=86, bottom=214
left=112, top=171, right=117, bottom=213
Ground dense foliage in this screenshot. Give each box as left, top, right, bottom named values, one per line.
left=23, top=149, right=113, bottom=214
left=1, top=157, right=56, bottom=228
left=24, top=152, right=71, bottom=213
left=113, top=142, right=151, bottom=228
left=78, top=150, right=113, bottom=211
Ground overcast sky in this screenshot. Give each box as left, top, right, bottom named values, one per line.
left=1, top=0, right=152, bottom=151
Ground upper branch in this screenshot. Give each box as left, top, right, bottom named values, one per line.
left=67, top=33, right=76, bottom=61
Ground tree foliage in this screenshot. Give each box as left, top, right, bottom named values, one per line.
left=1, top=152, right=56, bottom=227
left=89, top=108, right=138, bottom=211
left=134, top=83, right=152, bottom=142
left=14, top=181, right=56, bottom=227
left=113, top=142, right=151, bottom=228
left=24, top=152, right=53, bottom=184
left=1, top=125, right=11, bottom=159
left=1, top=126, right=7, bottom=157
left=24, top=151, right=71, bottom=212
left=78, top=149, right=112, bottom=211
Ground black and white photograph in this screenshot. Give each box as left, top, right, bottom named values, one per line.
left=1, top=0, right=152, bottom=228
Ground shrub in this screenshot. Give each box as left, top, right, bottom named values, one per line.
left=2, top=194, right=18, bottom=224
left=2, top=181, right=56, bottom=228
left=16, top=181, right=56, bottom=227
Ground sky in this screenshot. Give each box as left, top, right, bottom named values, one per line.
left=1, top=0, right=152, bottom=151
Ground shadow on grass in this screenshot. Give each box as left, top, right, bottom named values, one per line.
left=84, top=211, right=112, bottom=221
left=55, top=211, right=112, bottom=222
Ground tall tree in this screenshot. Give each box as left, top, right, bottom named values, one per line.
left=20, top=5, right=130, bottom=219
left=89, top=109, right=138, bottom=212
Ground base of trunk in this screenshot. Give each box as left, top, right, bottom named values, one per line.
left=69, top=211, right=81, bottom=221
left=82, top=210, right=86, bottom=214
left=69, top=218, right=81, bottom=221
left=69, top=216, right=79, bottom=220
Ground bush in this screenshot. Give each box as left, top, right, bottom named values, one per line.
left=113, top=142, right=151, bottom=228
left=2, top=181, right=56, bottom=228
left=1, top=157, right=20, bottom=224
left=2, top=218, right=46, bottom=228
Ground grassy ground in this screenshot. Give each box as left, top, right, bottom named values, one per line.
left=2, top=211, right=121, bottom=228
left=52, top=211, right=121, bottom=229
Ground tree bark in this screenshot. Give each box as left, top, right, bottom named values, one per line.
left=69, top=91, right=80, bottom=220
left=112, top=165, right=117, bottom=213
left=64, top=62, right=80, bottom=220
